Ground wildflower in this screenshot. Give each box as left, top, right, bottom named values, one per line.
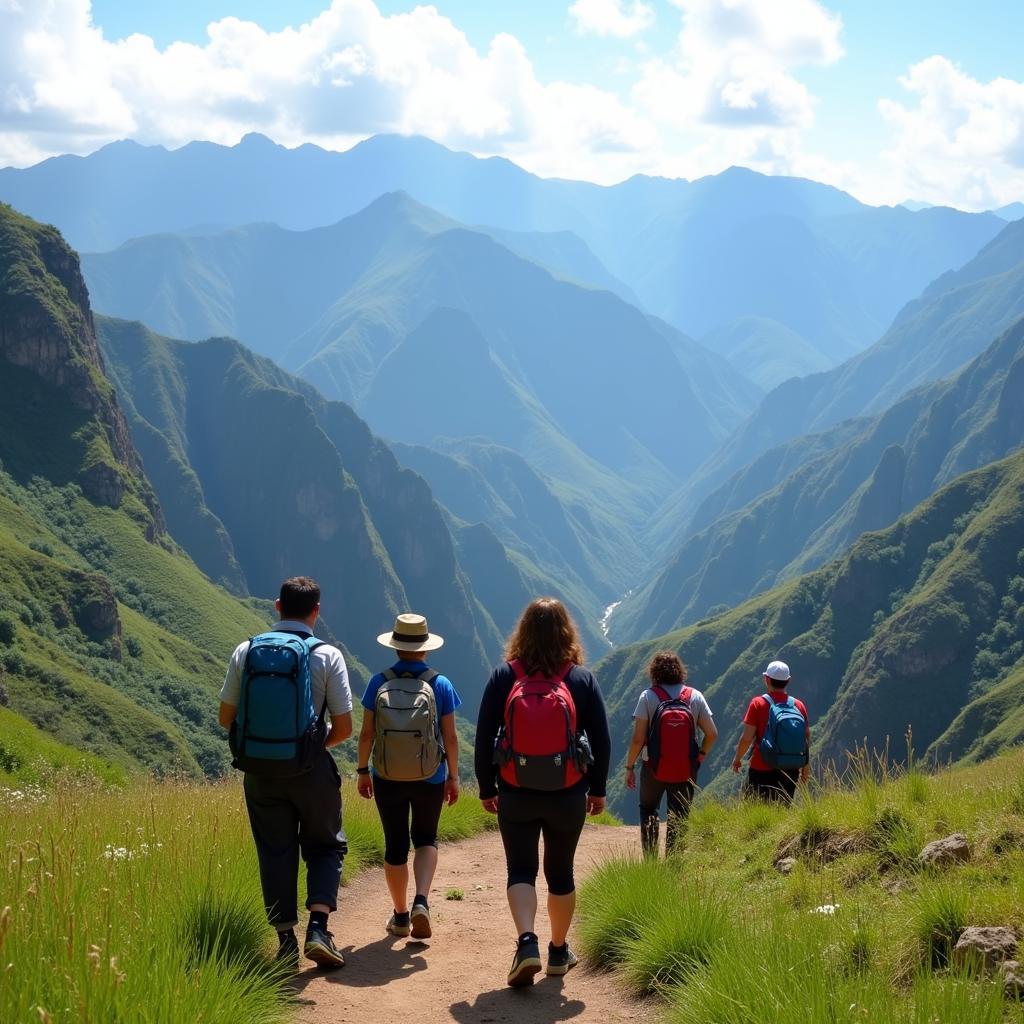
left=812, top=903, right=840, bottom=915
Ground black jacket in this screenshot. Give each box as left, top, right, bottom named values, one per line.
left=474, top=663, right=611, bottom=799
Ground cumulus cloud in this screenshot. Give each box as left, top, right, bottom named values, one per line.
left=568, top=0, right=654, bottom=39
left=0, top=0, right=649, bottom=174
left=878, top=56, right=1024, bottom=208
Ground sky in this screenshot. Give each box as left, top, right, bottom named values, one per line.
left=2, top=0, right=1023, bottom=210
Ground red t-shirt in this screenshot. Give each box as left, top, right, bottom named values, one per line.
left=743, top=692, right=809, bottom=772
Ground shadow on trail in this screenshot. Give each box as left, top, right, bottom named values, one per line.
left=288, top=934, right=429, bottom=993
left=450, top=977, right=586, bottom=1023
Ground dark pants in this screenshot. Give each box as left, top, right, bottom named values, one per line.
left=373, top=777, right=446, bottom=865
left=745, top=767, right=799, bottom=803
left=243, top=750, right=347, bottom=929
left=638, top=763, right=694, bottom=856
left=497, top=788, right=588, bottom=895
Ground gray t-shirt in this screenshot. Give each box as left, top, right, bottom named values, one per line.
left=633, top=683, right=713, bottom=761
left=220, top=620, right=353, bottom=717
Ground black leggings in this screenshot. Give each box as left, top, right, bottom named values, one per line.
left=373, top=777, right=446, bottom=865
left=497, top=788, right=588, bottom=895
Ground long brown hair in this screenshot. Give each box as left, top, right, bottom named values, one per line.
left=504, top=597, right=584, bottom=676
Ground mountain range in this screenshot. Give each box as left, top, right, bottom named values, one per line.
left=2, top=133, right=1003, bottom=367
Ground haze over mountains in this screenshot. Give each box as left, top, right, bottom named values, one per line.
left=1, top=130, right=1023, bottom=815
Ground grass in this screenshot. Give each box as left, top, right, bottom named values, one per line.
left=577, top=746, right=1024, bottom=1021
left=0, top=775, right=495, bottom=1023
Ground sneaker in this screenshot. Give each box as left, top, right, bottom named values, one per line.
left=275, top=930, right=299, bottom=971
left=304, top=926, right=345, bottom=968
left=507, top=934, right=542, bottom=987
left=546, top=942, right=578, bottom=976
left=410, top=900, right=432, bottom=939
left=386, top=911, right=411, bottom=938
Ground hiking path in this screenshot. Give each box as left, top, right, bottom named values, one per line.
left=290, top=822, right=641, bottom=1024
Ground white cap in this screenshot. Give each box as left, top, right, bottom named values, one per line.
left=764, top=660, right=791, bottom=681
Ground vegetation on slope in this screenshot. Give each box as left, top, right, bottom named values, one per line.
left=578, top=748, right=1024, bottom=1021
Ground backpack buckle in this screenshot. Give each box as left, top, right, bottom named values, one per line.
left=554, top=754, right=563, bottom=766
left=518, top=755, right=527, bottom=766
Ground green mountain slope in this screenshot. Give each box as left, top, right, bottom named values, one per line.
left=617, top=317, right=1024, bottom=641
left=0, top=203, right=269, bottom=778
left=596, top=448, right=1024, bottom=819
left=689, top=217, right=1024, bottom=507
left=702, top=315, right=833, bottom=389
left=97, top=317, right=503, bottom=705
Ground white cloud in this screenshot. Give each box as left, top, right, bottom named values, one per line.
left=568, top=0, right=654, bottom=39
left=876, top=56, right=1024, bottom=209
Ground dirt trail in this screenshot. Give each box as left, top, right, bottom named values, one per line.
left=291, top=823, right=641, bottom=1024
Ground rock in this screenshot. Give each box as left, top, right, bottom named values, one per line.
left=775, top=857, right=797, bottom=875
left=881, top=877, right=910, bottom=896
left=1002, top=960, right=1024, bottom=999
left=953, top=927, right=1018, bottom=972
left=917, top=833, right=970, bottom=868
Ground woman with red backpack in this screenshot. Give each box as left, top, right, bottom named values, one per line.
left=474, top=597, right=611, bottom=988
left=623, top=651, right=718, bottom=856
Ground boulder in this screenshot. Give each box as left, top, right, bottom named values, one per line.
left=952, top=926, right=1018, bottom=972
left=1003, top=960, right=1024, bottom=999
left=917, top=833, right=970, bottom=868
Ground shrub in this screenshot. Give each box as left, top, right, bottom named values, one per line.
left=0, top=612, right=15, bottom=646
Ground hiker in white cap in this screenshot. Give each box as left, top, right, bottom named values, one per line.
left=356, top=613, right=461, bottom=941
left=731, top=660, right=810, bottom=801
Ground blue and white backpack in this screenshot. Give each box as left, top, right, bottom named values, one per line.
left=229, top=631, right=327, bottom=776
left=758, top=693, right=808, bottom=769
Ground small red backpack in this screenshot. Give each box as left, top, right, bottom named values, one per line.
left=645, top=685, right=699, bottom=783
left=493, top=660, right=585, bottom=790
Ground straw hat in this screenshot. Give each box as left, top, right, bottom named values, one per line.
left=377, top=612, right=445, bottom=651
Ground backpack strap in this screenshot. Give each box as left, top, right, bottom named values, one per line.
left=651, top=684, right=672, bottom=704
left=680, top=685, right=693, bottom=704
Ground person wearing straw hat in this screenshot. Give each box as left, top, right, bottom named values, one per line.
left=356, top=613, right=461, bottom=940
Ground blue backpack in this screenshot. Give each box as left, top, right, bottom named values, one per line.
left=758, top=693, right=808, bottom=770
left=229, top=631, right=327, bottom=776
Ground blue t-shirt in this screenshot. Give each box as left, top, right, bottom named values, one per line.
left=361, top=660, right=461, bottom=784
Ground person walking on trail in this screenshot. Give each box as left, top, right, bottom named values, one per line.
left=356, top=613, right=461, bottom=941
left=219, top=576, right=353, bottom=971
left=475, top=597, right=611, bottom=988
left=731, top=659, right=810, bottom=801
left=623, top=651, right=718, bottom=856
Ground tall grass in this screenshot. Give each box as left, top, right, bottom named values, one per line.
left=0, top=775, right=495, bottom=1022
left=578, top=746, right=1024, bottom=1024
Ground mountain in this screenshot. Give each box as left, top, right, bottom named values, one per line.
left=685, top=215, right=1024, bottom=511
left=596, top=447, right=1024, bottom=818
left=702, top=315, right=833, bottom=389
left=4, top=134, right=1002, bottom=361
left=994, top=202, right=1024, bottom=221
left=0, top=202, right=272, bottom=778
left=82, top=193, right=762, bottom=588
left=96, top=317, right=505, bottom=703
left=615, top=317, right=1024, bottom=641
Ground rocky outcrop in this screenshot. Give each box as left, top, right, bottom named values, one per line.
left=918, top=833, right=970, bottom=868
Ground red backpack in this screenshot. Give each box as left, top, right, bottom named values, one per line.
left=493, top=660, right=585, bottom=790
left=645, top=685, right=699, bottom=783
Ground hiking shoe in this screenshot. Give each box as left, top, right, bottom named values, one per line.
left=304, top=926, right=345, bottom=968
left=275, top=930, right=299, bottom=971
left=386, top=911, right=411, bottom=938
left=507, top=934, right=542, bottom=987
left=546, top=942, right=578, bottom=976
left=410, top=900, right=432, bottom=939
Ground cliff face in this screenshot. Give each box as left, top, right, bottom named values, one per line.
left=0, top=204, right=161, bottom=524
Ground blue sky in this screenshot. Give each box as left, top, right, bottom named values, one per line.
left=3, top=1, right=1023, bottom=208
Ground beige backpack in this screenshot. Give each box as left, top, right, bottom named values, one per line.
left=372, top=668, right=444, bottom=781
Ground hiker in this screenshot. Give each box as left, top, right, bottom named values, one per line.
left=475, top=597, right=611, bottom=988
left=356, top=613, right=461, bottom=941
left=731, top=660, right=810, bottom=801
left=218, top=576, right=352, bottom=970
left=623, top=651, right=718, bottom=856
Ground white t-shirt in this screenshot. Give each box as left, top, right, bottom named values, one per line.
left=632, top=683, right=713, bottom=762
left=220, top=620, right=353, bottom=717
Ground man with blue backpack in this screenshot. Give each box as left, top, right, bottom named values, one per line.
left=219, top=576, right=353, bottom=970
left=731, top=660, right=810, bottom=801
